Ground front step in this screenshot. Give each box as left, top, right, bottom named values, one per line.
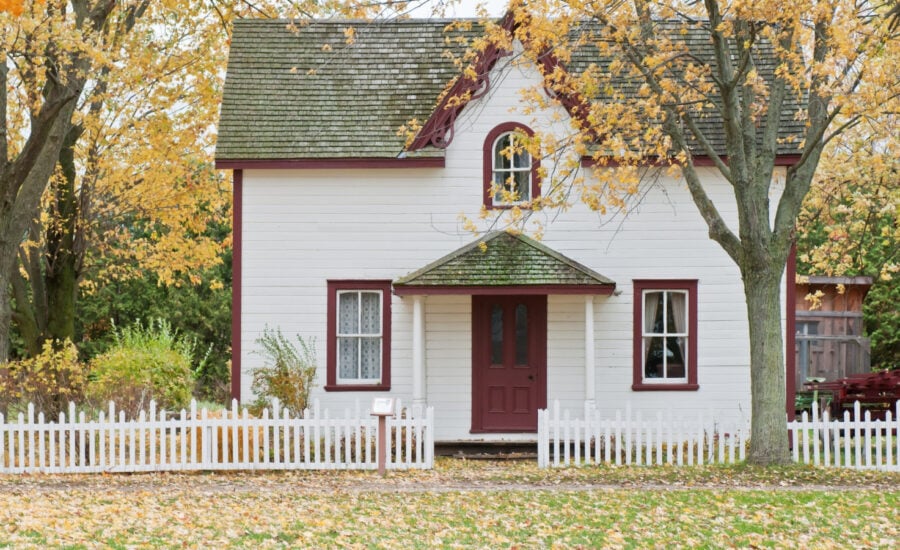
left=435, top=441, right=538, bottom=459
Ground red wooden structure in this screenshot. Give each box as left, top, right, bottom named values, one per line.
left=805, top=369, right=900, bottom=421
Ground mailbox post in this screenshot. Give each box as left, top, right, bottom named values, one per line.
left=370, top=398, right=395, bottom=476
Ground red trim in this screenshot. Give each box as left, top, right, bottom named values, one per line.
left=581, top=154, right=802, bottom=168
left=630, top=383, right=700, bottom=391
left=231, top=170, right=243, bottom=402
left=215, top=158, right=444, bottom=170
left=786, top=244, right=797, bottom=421
left=393, top=284, right=615, bottom=296
left=471, top=295, right=547, bottom=433
left=325, top=280, right=392, bottom=392
left=408, top=12, right=516, bottom=151
left=631, top=280, right=699, bottom=391
left=482, top=123, right=542, bottom=210
left=533, top=51, right=596, bottom=137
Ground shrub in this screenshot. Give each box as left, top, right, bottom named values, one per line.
left=0, top=340, right=86, bottom=416
left=87, top=319, right=196, bottom=417
left=250, top=328, right=317, bottom=417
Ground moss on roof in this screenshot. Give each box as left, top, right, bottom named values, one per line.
left=216, top=19, right=479, bottom=160
left=216, top=18, right=806, bottom=161
left=394, top=232, right=616, bottom=287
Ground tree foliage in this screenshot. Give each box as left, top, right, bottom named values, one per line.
left=457, top=1, right=900, bottom=464
left=797, top=123, right=900, bottom=369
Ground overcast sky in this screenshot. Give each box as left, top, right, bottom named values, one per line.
left=408, top=0, right=510, bottom=18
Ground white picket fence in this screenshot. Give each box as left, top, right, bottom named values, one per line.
left=538, top=401, right=747, bottom=468
left=0, top=399, right=434, bottom=474
left=788, top=400, right=899, bottom=471
left=539, top=400, right=900, bottom=470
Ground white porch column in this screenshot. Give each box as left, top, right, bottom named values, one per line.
left=584, top=295, right=596, bottom=410
left=412, top=295, right=427, bottom=407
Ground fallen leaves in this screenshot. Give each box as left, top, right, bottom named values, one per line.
left=0, top=460, right=896, bottom=547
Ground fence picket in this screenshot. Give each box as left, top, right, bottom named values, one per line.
left=537, top=400, right=899, bottom=471
left=0, top=398, right=434, bottom=474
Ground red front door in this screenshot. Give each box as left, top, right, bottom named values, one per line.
left=472, top=295, right=547, bottom=432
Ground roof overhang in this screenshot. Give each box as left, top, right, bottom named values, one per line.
left=393, top=284, right=615, bottom=296
left=215, top=157, right=445, bottom=170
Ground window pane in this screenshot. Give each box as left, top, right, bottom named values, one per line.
left=338, top=337, right=358, bottom=378
left=644, top=336, right=663, bottom=378
left=512, top=138, right=530, bottom=168
left=491, top=305, right=503, bottom=364
left=360, top=337, right=381, bottom=379
left=515, top=304, right=528, bottom=365
left=668, top=291, right=687, bottom=334
left=666, top=336, right=686, bottom=378
left=644, top=292, right=664, bottom=333
left=338, top=292, right=359, bottom=333
left=494, top=134, right=511, bottom=169
left=493, top=171, right=508, bottom=202
left=360, top=292, right=380, bottom=334
left=514, top=170, right=530, bottom=200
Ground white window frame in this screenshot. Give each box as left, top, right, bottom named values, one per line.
left=641, top=289, right=689, bottom=384
left=491, top=131, right=532, bottom=206
left=336, top=289, right=383, bottom=385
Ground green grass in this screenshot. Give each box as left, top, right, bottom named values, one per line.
left=0, top=460, right=896, bottom=548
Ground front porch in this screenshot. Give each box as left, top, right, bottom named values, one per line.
left=393, top=231, right=616, bottom=441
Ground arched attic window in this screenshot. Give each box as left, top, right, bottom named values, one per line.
left=482, top=123, right=541, bottom=209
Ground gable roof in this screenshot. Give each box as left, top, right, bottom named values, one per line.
left=216, top=17, right=806, bottom=164
left=216, top=19, right=479, bottom=162
left=393, top=231, right=616, bottom=295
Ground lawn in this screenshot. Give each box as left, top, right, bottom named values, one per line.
left=0, top=459, right=897, bottom=548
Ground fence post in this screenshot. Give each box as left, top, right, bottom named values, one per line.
left=371, top=398, right=395, bottom=476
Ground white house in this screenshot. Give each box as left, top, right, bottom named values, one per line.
left=215, top=17, right=799, bottom=441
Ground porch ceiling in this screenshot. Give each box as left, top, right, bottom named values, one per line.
left=393, top=231, right=616, bottom=295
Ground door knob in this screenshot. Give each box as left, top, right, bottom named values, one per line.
left=528, top=375, right=534, bottom=380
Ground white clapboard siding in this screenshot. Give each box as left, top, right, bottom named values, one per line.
left=788, top=400, right=899, bottom=472
left=0, top=399, right=434, bottom=474
left=537, top=401, right=747, bottom=468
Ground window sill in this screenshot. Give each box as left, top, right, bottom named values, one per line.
left=324, top=384, right=391, bottom=392
left=631, top=383, right=699, bottom=392
left=486, top=202, right=535, bottom=210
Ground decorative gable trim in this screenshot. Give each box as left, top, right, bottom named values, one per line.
left=407, top=13, right=517, bottom=151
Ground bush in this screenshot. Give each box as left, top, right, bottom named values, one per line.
left=0, top=340, right=86, bottom=416
left=250, top=328, right=317, bottom=417
left=87, top=319, right=196, bottom=417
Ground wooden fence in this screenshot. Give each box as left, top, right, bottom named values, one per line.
left=0, top=399, right=434, bottom=474
left=538, top=400, right=900, bottom=470
left=788, top=400, right=899, bottom=471
left=538, top=401, right=747, bottom=468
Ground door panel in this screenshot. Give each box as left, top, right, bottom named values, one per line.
left=472, top=295, right=547, bottom=432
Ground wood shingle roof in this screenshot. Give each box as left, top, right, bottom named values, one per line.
left=216, top=18, right=807, bottom=162
left=393, top=232, right=616, bottom=293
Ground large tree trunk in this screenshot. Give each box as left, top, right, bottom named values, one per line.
left=743, top=261, right=791, bottom=465
left=45, top=126, right=80, bottom=345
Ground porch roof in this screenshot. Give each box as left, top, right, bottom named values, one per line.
left=393, top=232, right=616, bottom=295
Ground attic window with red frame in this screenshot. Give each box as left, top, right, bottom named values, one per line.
left=483, top=123, right=541, bottom=209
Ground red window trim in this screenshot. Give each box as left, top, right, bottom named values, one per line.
left=482, top=122, right=541, bottom=210
left=632, top=279, right=699, bottom=391
left=325, top=280, right=392, bottom=392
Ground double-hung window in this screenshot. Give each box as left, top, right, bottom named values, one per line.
left=632, top=280, right=698, bottom=391
left=326, top=280, right=391, bottom=391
